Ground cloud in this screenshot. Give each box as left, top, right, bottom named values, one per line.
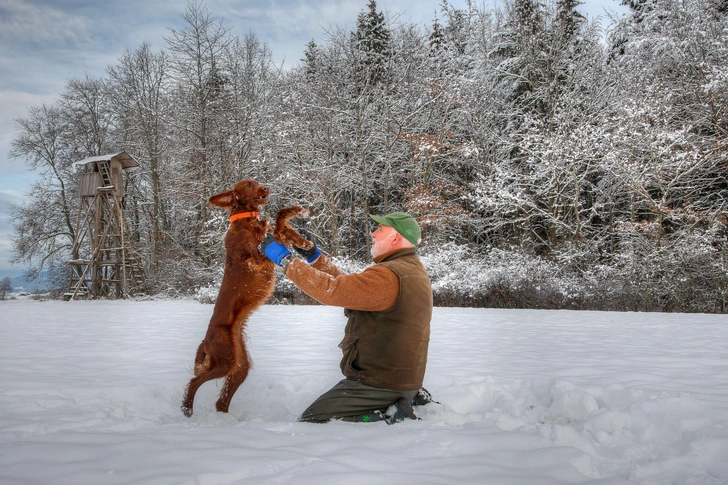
left=0, top=0, right=99, bottom=94
left=209, top=0, right=462, bottom=66
left=266, top=0, right=362, bottom=34
left=0, top=90, right=51, bottom=178
left=0, top=0, right=91, bottom=47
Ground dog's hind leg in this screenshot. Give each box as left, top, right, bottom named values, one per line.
left=182, top=366, right=230, bottom=417
left=215, top=319, right=252, bottom=413
left=215, top=360, right=251, bottom=413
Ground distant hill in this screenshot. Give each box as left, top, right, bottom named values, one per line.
left=2, top=272, right=51, bottom=293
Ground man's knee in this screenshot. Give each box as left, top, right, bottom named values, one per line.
left=297, top=407, right=335, bottom=423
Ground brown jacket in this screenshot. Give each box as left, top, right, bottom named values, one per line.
left=286, top=248, right=433, bottom=390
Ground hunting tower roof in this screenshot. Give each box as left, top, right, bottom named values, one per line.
left=73, top=151, right=140, bottom=171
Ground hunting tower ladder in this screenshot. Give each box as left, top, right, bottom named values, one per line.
left=65, top=151, right=145, bottom=300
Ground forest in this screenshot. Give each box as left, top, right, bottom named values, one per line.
left=8, top=0, right=728, bottom=312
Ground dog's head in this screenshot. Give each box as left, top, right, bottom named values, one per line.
left=209, top=180, right=270, bottom=213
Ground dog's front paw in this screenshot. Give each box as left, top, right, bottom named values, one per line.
left=295, top=239, right=314, bottom=250
left=292, top=206, right=309, bottom=219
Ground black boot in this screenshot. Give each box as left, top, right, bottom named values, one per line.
left=385, top=397, right=421, bottom=425
left=350, top=410, right=386, bottom=423
left=411, top=387, right=439, bottom=407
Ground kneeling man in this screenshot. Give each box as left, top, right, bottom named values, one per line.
left=260, top=212, right=433, bottom=423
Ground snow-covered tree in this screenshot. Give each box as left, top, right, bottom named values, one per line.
left=9, top=73, right=120, bottom=290
left=7, top=0, right=727, bottom=310
left=106, top=43, right=171, bottom=287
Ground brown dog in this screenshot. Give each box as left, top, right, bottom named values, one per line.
left=181, top=180, right=311, bottom=417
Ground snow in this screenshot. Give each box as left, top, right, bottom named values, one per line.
left=1, top=300, right=727, bottom=485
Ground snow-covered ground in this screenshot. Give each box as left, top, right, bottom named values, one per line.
left=0, top=300, right=726, bottom=485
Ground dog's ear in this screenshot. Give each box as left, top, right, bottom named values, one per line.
left=209, top=190, right=234, bottom=208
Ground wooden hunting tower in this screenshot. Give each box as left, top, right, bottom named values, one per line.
left=65, top=151, right=145, bottom=300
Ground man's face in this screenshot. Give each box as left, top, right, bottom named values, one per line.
left=371, top=224, right=398, bottom=258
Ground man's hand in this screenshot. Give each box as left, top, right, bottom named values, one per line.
left=293, top=228, right=321, bottom=263
left=259, top=232, right=291, bottom=266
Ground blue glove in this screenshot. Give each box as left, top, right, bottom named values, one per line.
left=293, top=228, right=321, bottom=263
left=259, top=232, right=291, bottom=266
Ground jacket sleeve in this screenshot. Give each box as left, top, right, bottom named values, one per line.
left=310, top=253, right=344, bottom=278
left=285, top=255, right=399, bottom=311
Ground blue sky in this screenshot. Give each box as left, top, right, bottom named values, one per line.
left=0, top=0, right=627, bottom=276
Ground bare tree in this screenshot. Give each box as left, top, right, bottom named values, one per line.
left=9, top=104, right=77, bottom=282
left=61, top=75, right=112, bottom=158
left=164, top=1, right=233, bottom=273
left=107, top=42, right=171, bottom=285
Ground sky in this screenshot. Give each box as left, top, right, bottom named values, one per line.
left=0, top=0, right=628, bottom=276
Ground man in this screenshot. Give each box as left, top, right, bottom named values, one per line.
left=260, top=212, right=433, bottom=424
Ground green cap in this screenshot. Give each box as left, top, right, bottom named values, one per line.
left=369, top=212, right=421, bottom=246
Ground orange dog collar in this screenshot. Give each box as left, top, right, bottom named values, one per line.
left=229, top=211, right=259, bottom=222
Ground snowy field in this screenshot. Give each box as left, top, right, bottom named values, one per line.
left=1, top=300, right=727, bottom=485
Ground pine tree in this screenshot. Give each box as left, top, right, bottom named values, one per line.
left=555, top=0, right=585, bottom=42
left=429, top=15, right=445, bottom=55
left=351, top=0, right=392, bottom=88
left=303, top=39, right=319, bottom=78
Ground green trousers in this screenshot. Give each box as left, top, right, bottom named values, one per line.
left=298, top=379, right=418, bottom=423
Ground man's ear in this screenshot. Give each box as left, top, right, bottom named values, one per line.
left=209, top=190, right=234, bottom=208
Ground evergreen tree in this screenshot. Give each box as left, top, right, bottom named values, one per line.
left=555, top=0, right=585, bottom=42
left=302, top=39, right=319, bottom=78
left=351, top=0, right=392, bottom=89
left=429, top=15, right=445, bottom=54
